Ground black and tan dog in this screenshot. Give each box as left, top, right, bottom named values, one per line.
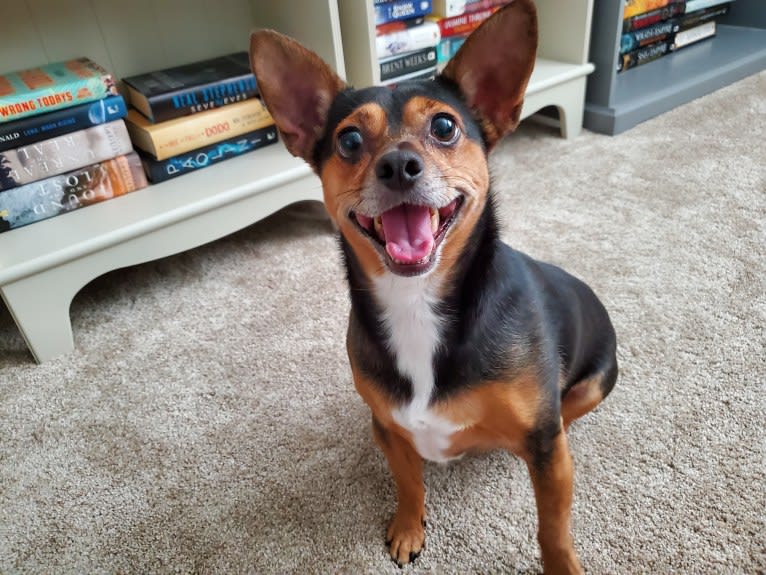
left=250, top=1, right=617, bottom=572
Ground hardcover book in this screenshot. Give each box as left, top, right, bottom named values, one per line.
left=0, top=120, right=133, bottom=191
left=380, top=47, right=438, bottom=81
left=0, top=152, right=148, bottom=234
left=124, top=97, right=273, bottom=160
left=376, top=21, right=442, bottom=58
left=623, top=2, right=686, bottom=32
left=0, top=94, right=127, bottom=152
left=0, top=58, right=117, bottom=124
left=141, top=124, right=278, bottom=183
left=123, top=52, right=258, bottom=123
left=427, top=6, right=500, bottom=38
left=375, top=0, right=433, bottom=25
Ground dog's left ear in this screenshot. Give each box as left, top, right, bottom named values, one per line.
left=440, top=0, right=538, bottom=149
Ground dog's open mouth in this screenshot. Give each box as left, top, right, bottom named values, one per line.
left=351, top=196, right=464, bottom=275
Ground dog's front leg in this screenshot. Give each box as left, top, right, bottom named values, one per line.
left=372, top=416, right=426, bottom=566
left=525, top=426, right=583, bottom=575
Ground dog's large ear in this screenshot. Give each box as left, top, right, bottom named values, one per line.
left=250, top=30, right=346, bottom=165
left=440, top=0, right=538, bottom=149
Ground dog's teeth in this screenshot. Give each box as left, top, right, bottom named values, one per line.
left=430, top=207, right=439, bottom=234
left=374, top=216, right=384, bottom=240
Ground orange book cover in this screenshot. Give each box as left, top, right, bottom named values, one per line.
left=623, top=0, right=672, bottom=19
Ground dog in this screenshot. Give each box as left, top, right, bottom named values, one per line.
left=249, top=1, right=617, bottom=572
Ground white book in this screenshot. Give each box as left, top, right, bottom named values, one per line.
left=376, top=21, right=441, bottom=59
left=673, top=20, right=717, bottom=49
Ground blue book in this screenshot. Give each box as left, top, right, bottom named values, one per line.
left=140, top=124, right=278, bottom=183
left=376, top=0, right=433, bottom=25
left=0, top=94, right=127, bottom=152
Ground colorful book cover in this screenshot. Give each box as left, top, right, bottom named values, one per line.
left=0, top=94, right=127, bottom=152
left=618, top=40, right=672, bottom=71
left=122, top=52, right=258, bottom=123
left=0, top=58, right=117, bottom=124
left=0, top=152, right=147, bottom=234
left=0, top=120, right=133, bottom=191
left=376, top=21, right=442, bottom=58
left=427, top=6, right=500, bottom=38
left=623, top=2, right=686, bottom=32
left=624, top=0, right=673, bottom=19
left=375, top=0, right=433, bottom=25
left=380, top=47, right=438, bottom=81
left=377, top=17, right=426, bottom=36
left=436, top=35, right=468, bottom=64
left=141, top=124, right=278, bottom=183
left=621, top=20, right=680, bottom=54
left=124, top=97, right=273, bottom=160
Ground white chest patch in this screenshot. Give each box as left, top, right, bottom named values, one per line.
left=373, top=273, right=461, bottom=463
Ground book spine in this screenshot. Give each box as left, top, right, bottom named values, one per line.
left=380, top=47, right=438, bottom=81
left=375, top=0, right=433, bottom=25
left=623, top=0, right=672, bottom=20
left=142, top=124, right=278, bottom=183
left=0, top=63, right=118, bottom=124
left=684, top=0, right=728, bottom=13
left=428, top=6, right=500, bottom=38
left=126, top=98, right=273, bottom=160
left=436, top=35, right=468, bottom=64
left=432, top=0, right=508, bottom=17
left=679, top=4, right=729, bottom=28
left=672, top=20, right=716, bottom=48
left=380, top=66, right=438, bottom=86
left=0, top=120, right=133, bottom=191
left=618, top=40, right=672, bottom=72
left=0, top=152, right=148, bottom=234
left=376, top=21, right=442, bottom=58
left=620, top=19, right=680, bottom=54
left=0, top=94, right=127, bottom=152
left=623, top=1, right=686, bottom=32
left=377, top=17, right=425, bottom=36
left=145, top=74, right=259, bottom=123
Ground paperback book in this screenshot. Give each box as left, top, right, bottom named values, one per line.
left=375, top=0, right=433, bottom=25
left=0, top=152, right=148, bottom=234
left=0, top=58, right=117, bottom=124
left=376, top=21, right=441, bottom=58
left=123, top=52, right=258, bottom=123
left=0, top=120, right=133, bottom=191
left=680, top=3, right=729, bottom=28
left=673, top=19, right=716, bottom=48
left=431, top=0, right=509, bottom=17
left=141, top=124, right=278, bottom=183
left=381, top=66, right=438, bottom=86
left=621, top=20, right=680, bottom=54
left=0, top=94, right=127, bottom=152
left=624, top=0, right=674, bottom=19
left=427, top=6, right=500, bottom=38
left=380, top=47, right=438, bottom=81
left=623, top=2, right=686, bottom=32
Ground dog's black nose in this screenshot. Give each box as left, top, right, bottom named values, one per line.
left=375, top=150, right=424, bottom=190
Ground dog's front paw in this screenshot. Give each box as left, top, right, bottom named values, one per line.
left=386, top=512, right=426, bottom=567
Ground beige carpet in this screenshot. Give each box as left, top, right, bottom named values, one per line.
left=1, top=71, right=764, bottom=574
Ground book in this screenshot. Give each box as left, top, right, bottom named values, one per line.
left=624, top=0, right=673, bottom=19
left=436, top=35, right=468, bottom=64
left=140, top=124, right=278, bottom=183
left=380, top=66, right=438, bottom=86
left=621, top=19, right=680, bottom=54
left=124, top=97, right=273, bottom=160
left=0, top=58, right=117, bottom=124
left=0, top=120, right=133, bottom=191
left=679, top=3, right=730, bottom=28
left=377, top=17, right=426, bottom=36
left=122, top=52, right=258, bottom=123
left=673, top=19, right=716, bottom=48
left=431, top=0, right=508, bottom=18
left=0, top=152, right=147, bottom=234
left=375, top=0, right=433, bottom=25
left=618, top=40, right=672, bottom=71
left=380, top=47, right=438, bottom=81
left=685, top=0, right=732, bottom=12
left=427, top=6, right=500, bottom=38
left=376, top=21, right=442, bottom=58
left=0, top=94, right=127, bottom=152
left=623, top=2, right=686, bottom=32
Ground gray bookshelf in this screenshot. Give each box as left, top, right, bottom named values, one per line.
left=584, top=0, right=766, bottom=135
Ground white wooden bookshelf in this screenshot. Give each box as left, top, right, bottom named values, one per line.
left=337, top=0, right=596, bottom=139
left=0, top=0, right=342, bottom=363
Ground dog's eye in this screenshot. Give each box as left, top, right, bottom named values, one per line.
left=337, top=128, right=363, bottom=159
left=430, top=114, right=459, bottom=143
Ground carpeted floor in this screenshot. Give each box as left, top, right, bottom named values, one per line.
left=1, top=71, right=764, bottom=574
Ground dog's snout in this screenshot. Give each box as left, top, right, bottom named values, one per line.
left=375, top=150, right=424, bottom=191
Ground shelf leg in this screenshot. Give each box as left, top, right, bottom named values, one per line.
left=557, top=80, right=587, bottom=140
left=1, top=272, right=77, bottom=363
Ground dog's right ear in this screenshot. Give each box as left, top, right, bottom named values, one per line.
left=250, top=30, right=346, bottom=166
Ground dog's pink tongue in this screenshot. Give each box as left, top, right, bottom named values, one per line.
left=381, top=204, right=434, bottom=264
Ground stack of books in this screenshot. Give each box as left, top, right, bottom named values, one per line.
left=430, top=0, right=511, bottom=66
left=376, top=1, right=440, bottom=85
left=0, top=58, right=146, bottom=235
left=619, top=0, right=733, bottom=72
left=122, top=52, right=277, bottom=183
